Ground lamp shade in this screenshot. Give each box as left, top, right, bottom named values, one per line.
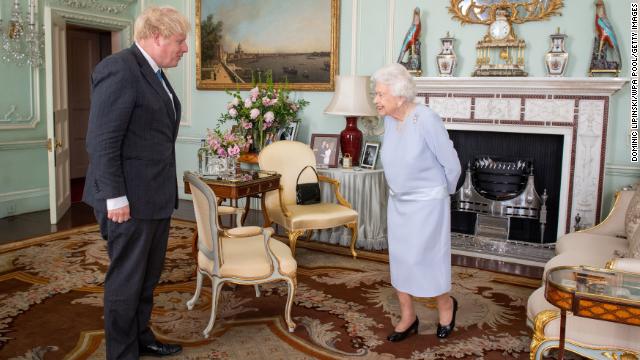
left=324, top=75, right=377, bottom=166
left=324, top=75, right=377, bottom=116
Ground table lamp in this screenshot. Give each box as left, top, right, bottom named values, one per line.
left=324, top=75, right=378, bottom=166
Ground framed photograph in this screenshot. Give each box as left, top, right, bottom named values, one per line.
left=360, top=142, right=380, bottom=169
left=310, top=134, right=339, bottom=168
left=195, top=0, right=339, bottom=91
left=278, top=122, right=299, bottom=141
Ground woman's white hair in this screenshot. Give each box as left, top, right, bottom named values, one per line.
left=371, top=63, right=415, bottom=101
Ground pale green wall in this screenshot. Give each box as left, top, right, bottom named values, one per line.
left=0, top=0, right=636, bottom=220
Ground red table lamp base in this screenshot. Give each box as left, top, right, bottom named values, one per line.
left=340, top=116, right=363, bottom=166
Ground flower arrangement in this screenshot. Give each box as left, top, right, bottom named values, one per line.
left=218, top=73, right=309, bottom=152
left=205, top=128, right=247, bottom=158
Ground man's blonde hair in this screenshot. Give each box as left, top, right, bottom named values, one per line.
left=134, top=6, right=190, bottom=42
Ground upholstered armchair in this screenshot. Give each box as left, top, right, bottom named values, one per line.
left=184, top=172, right=297, bottom=338
left=527, top=189, right=640, bottom=359
left=258, top=141, right=359, bottom=258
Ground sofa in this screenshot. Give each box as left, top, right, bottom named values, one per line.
left=526, top=189, right=640, bottom=360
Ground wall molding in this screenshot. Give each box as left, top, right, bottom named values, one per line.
left=386, top=0, right=395, bottom=65
left=0, top=66, right=41, bottom=129
left=47, top=6, right=133, bottom=43
left=350, top=0, right=359, bottom=75
left=0, top=187, right=49, bottom=202
left=53, top=0, right=135, bottom=14
left=415, top=77, right=629, bottom=96
left=0, top=139, right=47, bottom=150
left=605, top=164, right=640, bottom=177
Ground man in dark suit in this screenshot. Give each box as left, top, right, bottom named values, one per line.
left=83, top=6, right=189, bottom=359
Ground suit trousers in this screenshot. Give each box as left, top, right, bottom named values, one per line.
left=96, top=211, right=170, bottom=360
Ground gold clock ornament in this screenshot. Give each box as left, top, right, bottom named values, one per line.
left=474, top=9, right=526, bottom=76
left=448, top=0, right=564, bottom=77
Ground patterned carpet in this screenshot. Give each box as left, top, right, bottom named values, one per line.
left=0, top=220, right=542, bottom=359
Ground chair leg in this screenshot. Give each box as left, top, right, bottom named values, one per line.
left=288, top=230, right=304, bottom=256
left=187, top=270, right=204, bottom=310
left=204, top=277, right=225, bottom=338
left=254, top=284, right=261, bottom=297
left=284, top=276, right=297, bottom=332
left=346, top=222, right=358, bottom=259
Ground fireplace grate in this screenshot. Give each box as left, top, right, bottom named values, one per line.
left=452, top=157, right=548, bottom=243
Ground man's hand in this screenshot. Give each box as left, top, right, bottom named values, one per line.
left=108, top=205, right=131, bottom=223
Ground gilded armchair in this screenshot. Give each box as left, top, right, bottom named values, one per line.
left=258, top=140, right=359, bottom=258
left=184, top=171, right=297, bottom=337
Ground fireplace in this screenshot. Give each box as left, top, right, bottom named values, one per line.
left=414, top=77, right=627, bottom=262
left=450, top=131, right=563, bottom=244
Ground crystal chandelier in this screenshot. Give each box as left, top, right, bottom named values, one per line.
left=0, top=0, right=44, bottom=67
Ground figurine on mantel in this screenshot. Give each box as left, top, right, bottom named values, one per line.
left=544, top=28, right=568, bottom=77
left=397, top=7, right=422, bottom=76
left=589, top=0, right=621, bottom=76
left=436, top=32, right=457, bottom=77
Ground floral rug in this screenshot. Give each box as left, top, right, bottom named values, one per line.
left=0, top=220, right=542, bottom=359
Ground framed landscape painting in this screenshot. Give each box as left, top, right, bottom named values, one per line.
left=196, top=0, right=339, bottom=91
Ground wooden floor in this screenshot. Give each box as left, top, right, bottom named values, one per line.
left=0, top=200, right=544, bottom=279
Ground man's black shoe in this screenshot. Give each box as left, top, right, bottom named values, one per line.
left=139, top=342, right=182, bottom=357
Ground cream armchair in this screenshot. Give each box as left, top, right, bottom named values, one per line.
left=258, top=141, right=359, bottom=257
left=527, top=189, right=640, bottom=359
left=184, top=172, right=297, bottom=337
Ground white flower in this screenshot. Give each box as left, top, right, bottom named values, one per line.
left=250, top=108, right=260, bottom=119
left=244, top=98, right=252, bottom=108
left=264, top=111, right=274, bottom=123
left=228, top=108, right=238, bottom=118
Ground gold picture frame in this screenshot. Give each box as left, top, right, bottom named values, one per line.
left=195, top=0, right=339, bottom=91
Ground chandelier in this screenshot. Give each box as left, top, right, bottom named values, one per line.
left=0, top=0, right=44, bottom=67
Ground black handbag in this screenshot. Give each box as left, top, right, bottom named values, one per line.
left=295, top=165, right=321, bottom=205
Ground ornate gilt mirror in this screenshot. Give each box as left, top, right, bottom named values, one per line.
left=449, top=0, right=564, bottom=76
left=450, top=0, right=564, bottom=24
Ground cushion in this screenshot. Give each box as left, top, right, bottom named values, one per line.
left=555, top=232, right=628, bottom=255
left=198, top=235, right=297, bottom=278
left=625, top=186, right=640, bottom=239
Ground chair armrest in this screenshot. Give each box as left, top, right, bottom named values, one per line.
left=607, top=258, right=640, bottom=273
left=223, top=226, right=263, bottom=238
left=318, top=175, right=352, bottom=208
left=583, top=190, right=634, bottom=237
left=260, top=227, right=282, bottom=273
left=278, top=185, right=292, bottom=217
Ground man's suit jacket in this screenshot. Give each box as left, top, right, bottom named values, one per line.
left=83, top=44, right=181, bottom=219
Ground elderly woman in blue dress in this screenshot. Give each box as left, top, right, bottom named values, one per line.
left=372, top=63, right=462, bottom=341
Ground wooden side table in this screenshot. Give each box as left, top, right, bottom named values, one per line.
left=545, top=266, right=640, bottom=360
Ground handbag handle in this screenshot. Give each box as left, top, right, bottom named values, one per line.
left=296, top=165, right=319, bottom=185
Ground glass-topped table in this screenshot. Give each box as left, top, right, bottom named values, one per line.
left=545, top=266, right=640, bottom=359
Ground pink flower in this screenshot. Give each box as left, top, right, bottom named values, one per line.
left=269, top=98, right=279, bottom=106
left=228, top=145, right=240, bottom=157
left=228, top=108, right=238, bottom=118
left=262, top=97, right=271, bottom=106
left=241, top=120, right=253, bottom=129
left=249, top=87, right=259, bottom=101
left=244, top=98, right=253, bottom=108
left=216, top=147, right=227, bottom=156
left=264, top=111, right=274, bottom=123
left=250, top=108, right=260, bottom=119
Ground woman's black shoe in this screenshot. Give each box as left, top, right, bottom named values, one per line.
left=436, top=296, right=458, bottom=339
left=387, top=316, right=419, bottom=342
